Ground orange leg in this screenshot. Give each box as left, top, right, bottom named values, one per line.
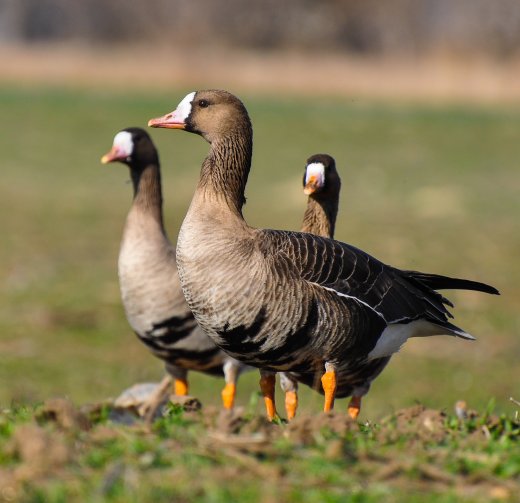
left=321, top=368, right=337, bottom=412
left=174, top=378, right=189, bottom=396
left=284, top=391, right=298, bottom=421
left=347, top=395, right=362, bottom=420
left=221, top=382, right=236, bottom=409
left=259, top=373, right=278, bottom=421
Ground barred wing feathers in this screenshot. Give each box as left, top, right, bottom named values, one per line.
left=260, top=230, right=496, bottom=340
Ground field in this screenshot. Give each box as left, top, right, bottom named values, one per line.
left=1, top=83, right=519, bottom=501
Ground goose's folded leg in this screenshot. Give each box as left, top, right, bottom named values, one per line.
left=141, top=374, right=175, bottom=424
left=259, top=371, right=278, bottom=421
left=321, top=364, right=337, bottom=412
left=347, top=395, right=362, bottom=420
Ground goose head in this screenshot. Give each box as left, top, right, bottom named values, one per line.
left=303, top=154, right=341, bottom=199
left=101, top=127, right=158, bottom=168
left=148, top=90, right=252, bottom=144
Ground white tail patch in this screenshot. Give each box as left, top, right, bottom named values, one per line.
left=367, top=319, right=458, bottom=360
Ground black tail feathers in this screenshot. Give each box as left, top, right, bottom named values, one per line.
left=406, top=271, right=499, bottom=296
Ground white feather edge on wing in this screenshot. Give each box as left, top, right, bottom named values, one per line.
left=313, top=283, right=474, bottom=361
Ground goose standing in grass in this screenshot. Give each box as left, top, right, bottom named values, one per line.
left=285, top=154, right=390, bottom=420
left=149, top=91, right=499, bottom=421
left=101, top=127, right=248, bottom=418
left=279, top=153, right=342, bottom=420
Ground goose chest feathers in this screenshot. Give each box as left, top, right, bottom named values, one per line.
left=101, top=127, right=248, bottom=410
left=149, top=90, right=499, bottom=415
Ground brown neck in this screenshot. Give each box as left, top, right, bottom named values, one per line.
left=130, top=162, right=164, bottom=227
left=197, top=130, right=253, bottom=218
left=301, top=195, right=338, bottom=239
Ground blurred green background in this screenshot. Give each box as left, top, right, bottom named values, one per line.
left=1, top=84, right=518, bottom=418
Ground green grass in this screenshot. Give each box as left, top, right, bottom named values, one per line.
left=0, top=401, right=518, bottom=502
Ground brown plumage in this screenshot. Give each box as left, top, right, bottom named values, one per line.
left=288, top=154, right=390, bottom=419
left=301, top=153, right=340, bottom=237
left=149, top=90, right=499, bottom=420
left=280, top=153, right=343, bottom=419
left=101, top=127, right=248, bottom=418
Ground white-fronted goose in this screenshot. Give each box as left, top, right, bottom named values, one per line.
left=149, top=91, right=499, bottom=420
left=101, top=127, right=248, bottom=416
left=279, top=153, right=342, bottom=420
left=288, top=154, right=390, bottom=420
left=301, top=153, right=341, bottom=237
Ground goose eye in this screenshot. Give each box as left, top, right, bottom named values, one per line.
left=198, top=99, right=209, bottom=108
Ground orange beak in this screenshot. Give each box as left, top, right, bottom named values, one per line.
left=148, top=111, right=186, bottom=129
left=303, top=175, right=321, bottom=195
left=101, top=146, right=126, bottom=164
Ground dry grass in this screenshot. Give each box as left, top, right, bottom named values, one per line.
left=2, top=43, right=520, bottom=104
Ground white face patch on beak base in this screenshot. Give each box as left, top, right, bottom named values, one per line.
left=113, top=131, right=134, bottom=158
left=305, top=162, right=325, bottom=187
left=173, top=91, right=196, bottom=122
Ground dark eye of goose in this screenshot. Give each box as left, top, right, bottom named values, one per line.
left=198, top=99, right=209, bottom=108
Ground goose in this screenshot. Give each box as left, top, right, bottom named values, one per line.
left=279, top=153, right=342, bottom=420
left=300, top=153, right=341, bottom=238
left=101, top=127, right=248, bottom=417
left=286, top=154, right=390, bottom=420
left=148, top=90, right=499, bottom=420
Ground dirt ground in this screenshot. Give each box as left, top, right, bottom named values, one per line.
left=1, top=44, right=520, bottom=104
left=1, top=396, right=518, bottom=502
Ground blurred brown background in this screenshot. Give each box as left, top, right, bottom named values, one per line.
left=1, top=0, right=520, bottom=57
left=1, top=0, right=520, bottom=102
